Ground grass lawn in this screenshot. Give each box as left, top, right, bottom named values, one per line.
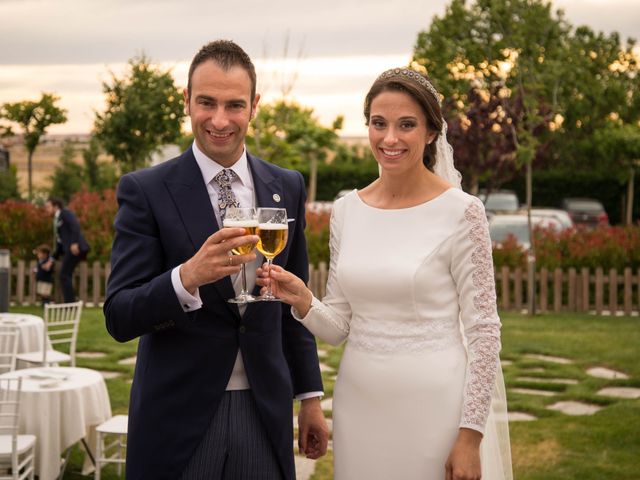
left=8, top=306, right=639, bottom=479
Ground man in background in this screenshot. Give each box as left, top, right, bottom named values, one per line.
left=45, top=197, right=89, bottom=302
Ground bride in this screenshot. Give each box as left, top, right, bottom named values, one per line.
left=258, top=67, right=512, bottom=480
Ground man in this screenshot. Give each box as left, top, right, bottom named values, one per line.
left=45, top=197, right=89, bottom=302
left=104, top=40, right=328, bottom=480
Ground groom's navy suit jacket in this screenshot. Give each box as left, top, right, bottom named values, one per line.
left=104, top=149, right=323, bottom=480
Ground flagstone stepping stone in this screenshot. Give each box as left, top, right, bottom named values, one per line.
left=501, top=360, right=513, bottom=367
left=319, top=363, right=335, bottom=373
left=316, top=349, right=328, bottom=358
left=99, top=370, right=122, bottom=380
left=597, top=387, right=640, bottom=399
left=117, top=356, right=137, bottom=365
left=320, top=398, right=333, bottom=411
left=547, top=401, right=602, bottom=415
left=586, top=367, right=629, bottom=380
left=510, top=388, right=558, bottom=397
left=524, top=354, right=573, bottom=364
left=508, top=412, right=537, bottom=422
left=76, top=351, right=107, bottom=359
left=516, top=377, right=578, bottom=385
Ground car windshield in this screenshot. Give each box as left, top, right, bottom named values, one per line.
left=489, top=222, right=530, bottom=244
left=483, top=193, right=519, bottom=211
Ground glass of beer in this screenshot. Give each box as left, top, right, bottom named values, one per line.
left=255, top=207, right=288, bottom=301
left=223, top=207, right=258, bottom=304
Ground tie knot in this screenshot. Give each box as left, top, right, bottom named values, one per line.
left=213, top=169, right=237, bottom=188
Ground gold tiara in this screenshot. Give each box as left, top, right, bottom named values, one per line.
left=377, top=68, right=441, bottom=105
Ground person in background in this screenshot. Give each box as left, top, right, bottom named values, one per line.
left=104, top=39, right=327, bottom=480
left=45, top=197, right=89, bottom=302
left=258, top=67, right=513, bottom=480
left=33, top=244, right=54, bottom=305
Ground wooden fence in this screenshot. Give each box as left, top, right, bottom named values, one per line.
left=6, top=260, right=640, bottom=315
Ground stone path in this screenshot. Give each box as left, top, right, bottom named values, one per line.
left=587, top=367, right=629, bottom=379
left=597, top=387, right=640, bottom=399
left=523, top=354, right=573, bottom=364
left=547, top=401, right=602, bottom=415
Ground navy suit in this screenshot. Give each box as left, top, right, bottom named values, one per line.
left=104, top=149, right=323, bottom=479
left=53, top=207, right=89, bottom=302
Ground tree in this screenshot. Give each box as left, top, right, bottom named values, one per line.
left=247, top=101, right=343, bottom=202
left=0, top=164, right=20, bottom=201
left=594, top=124, right=640, bottom=224
left=94, top=55, right=185, bottom=173
left=82, top=136, right=118, bottom=191
left=444, top=84, right=519, bottom=193
left=49, top=140, right=84, bottom=201
left=0, top=93, right=67, bottom=200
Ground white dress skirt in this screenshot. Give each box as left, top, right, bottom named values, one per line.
left=296, top=189, right=512, bottom=479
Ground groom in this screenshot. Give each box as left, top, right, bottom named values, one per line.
left=104, top=40, right=328, bottom=479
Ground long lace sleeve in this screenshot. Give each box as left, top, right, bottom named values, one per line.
left=450, top=197, right=502, bottom=434
left=292, top=198, right=352, bottom=345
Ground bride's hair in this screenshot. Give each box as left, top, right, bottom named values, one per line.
left=363, top=68, right=443, bottom=172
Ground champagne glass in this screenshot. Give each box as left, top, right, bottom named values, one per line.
left=223, top=207, right=258, bottom=304
left=255, top=207, right=288, bottom=301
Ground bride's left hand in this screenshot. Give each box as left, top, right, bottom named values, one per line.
left=445, top=428, right=482, bottom=480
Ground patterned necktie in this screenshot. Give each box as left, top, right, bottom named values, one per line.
left=213, top=168, right=240, bottom=220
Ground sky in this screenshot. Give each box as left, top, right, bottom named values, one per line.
left=0, top=0, right=639, bottom=138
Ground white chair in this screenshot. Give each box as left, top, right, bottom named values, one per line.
left=0, top=377, right=36, bottom=480
left=16, top=301, right=83, bottom=368
left=94, top=415, right=128, bottom=479
left=0, top=328, right=19, bottom=374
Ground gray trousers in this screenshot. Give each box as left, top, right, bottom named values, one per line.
left=180, top=390, right=284, bottom=480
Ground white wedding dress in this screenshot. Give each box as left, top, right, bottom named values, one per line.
left=295, top=189, right=512, bottom=479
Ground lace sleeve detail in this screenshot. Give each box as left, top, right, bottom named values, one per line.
left=453, top=197, right=502, bottom=434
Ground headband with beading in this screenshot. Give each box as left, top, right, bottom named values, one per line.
left=376, top=68, right=441, bottom=105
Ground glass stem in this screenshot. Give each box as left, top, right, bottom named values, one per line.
left=266, top=258, right=274, bottom=296
left=240, top=264, right=248, bottom=296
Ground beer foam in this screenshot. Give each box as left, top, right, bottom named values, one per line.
left=258, top=223, right=288, bottom=230
left=223, top=220, right=259, bottom=227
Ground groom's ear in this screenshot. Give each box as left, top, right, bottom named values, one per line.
left=250, top=93, right=261, bottom=119
left=183, top=88, right=190, bottom=116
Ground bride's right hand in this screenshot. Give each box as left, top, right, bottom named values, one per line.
left=256, top=263, right=313, bottom=315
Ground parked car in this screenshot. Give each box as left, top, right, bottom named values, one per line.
left=560, top=198, right=609, bottom=228
left=478, top=189, right=520, bottom=215
left=530, top=208, right=574, bottom=230
left=489, top=214, right=563, bottom=250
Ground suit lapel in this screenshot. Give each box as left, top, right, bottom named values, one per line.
left=164, top=150, right=238, bottom=310
left=249, top=153, right=284, bottom=210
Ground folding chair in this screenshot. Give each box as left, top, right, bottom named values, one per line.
left=0, top=328, right=19, bottom=374
left=0, top=377, right=36, bottom=480
left=94, top=415, right=128, bottom=479
left=16, top=301, right=83, bottom=367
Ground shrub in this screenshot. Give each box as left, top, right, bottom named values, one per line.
left=68, top=188, right=118, bottom=263
left=0, top=199, right=51, bottom=260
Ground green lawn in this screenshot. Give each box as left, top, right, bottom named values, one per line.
left=8, top=306, right=639, bottom=479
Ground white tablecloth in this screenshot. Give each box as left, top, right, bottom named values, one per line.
left=0, top=313, right=46, bottom=355
left=0, top=366, right=112, bottom=480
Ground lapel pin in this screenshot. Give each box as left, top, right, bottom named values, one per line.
left=273, top=194, right=281, bottom=202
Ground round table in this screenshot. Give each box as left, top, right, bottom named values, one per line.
left=0, top=366, right=112, bottom=480
left=0, top=313, right=46, bottom=355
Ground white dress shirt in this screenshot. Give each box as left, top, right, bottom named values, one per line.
left=170, top=143, right=321, bottom=399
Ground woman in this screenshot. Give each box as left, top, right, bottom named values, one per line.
left=259, top=67, right=512, bottom=480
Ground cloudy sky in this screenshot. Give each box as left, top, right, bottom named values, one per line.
left=1, top=0, right=638, bottom=136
